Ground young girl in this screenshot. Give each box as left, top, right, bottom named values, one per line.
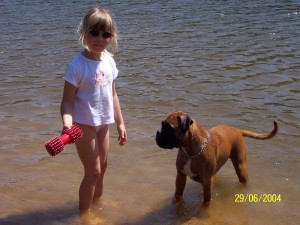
left=60, top=7, right=127, bottom=214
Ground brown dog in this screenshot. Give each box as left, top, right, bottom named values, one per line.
left=155, top=111, right=278, bottom=207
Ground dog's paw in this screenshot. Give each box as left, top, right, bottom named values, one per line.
left=202, top=201, right=210, bottom=208
left=170, top=195, right=184, bottom=205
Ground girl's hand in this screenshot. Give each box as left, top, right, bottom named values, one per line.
left=61, top=125, right=72, bottom=135
left=117, top=124, right=127, bottom=146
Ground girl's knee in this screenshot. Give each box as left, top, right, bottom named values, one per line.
left=84, top=168, right=101, bottom=181
left=93, top=169, right=102, bottom=179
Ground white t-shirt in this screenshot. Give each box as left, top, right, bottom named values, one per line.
left=64, top=53, right=118, bottom=126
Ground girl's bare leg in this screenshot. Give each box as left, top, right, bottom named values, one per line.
left=93, top=125, right=109, bottom=203
left=75, top=124, right=102, bottom=212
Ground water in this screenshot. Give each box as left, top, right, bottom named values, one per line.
left=1, top=0, right=299, bottom=224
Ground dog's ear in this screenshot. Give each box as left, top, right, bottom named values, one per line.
left=177, top=115, right=193, bottom=134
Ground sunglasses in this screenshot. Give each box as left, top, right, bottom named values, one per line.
left=89, top=29, right=113, bottom=39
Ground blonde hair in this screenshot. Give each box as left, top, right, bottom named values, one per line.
left=78, top=7, right=118, bottom=54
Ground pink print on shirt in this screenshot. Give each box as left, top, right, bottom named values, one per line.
left=94, top=71, right=111, bottom=86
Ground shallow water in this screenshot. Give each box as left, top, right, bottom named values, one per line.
left=1, top=0, right=299, bottom=224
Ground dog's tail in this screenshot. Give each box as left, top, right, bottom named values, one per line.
left=242, top=121, right=278, bottom=140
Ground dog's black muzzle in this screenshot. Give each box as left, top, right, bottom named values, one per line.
left=155, top=121, right=180, bottom=149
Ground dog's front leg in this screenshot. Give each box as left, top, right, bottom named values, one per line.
left=202, top=177, right=213, bottom=207
left=173, top=172, right=187, bottom=203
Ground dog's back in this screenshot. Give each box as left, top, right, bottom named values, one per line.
left=210, top=121, right=278, bottom=141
